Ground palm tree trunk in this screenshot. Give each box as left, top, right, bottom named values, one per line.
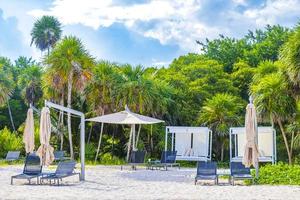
left=87, top=123, right=93, bottom=144
left=290, top=131, right=295, bottom=164
left=135, top=125, right=142, bottom=148
left=277, top=119, right=292, bottom=164
left=59, top=93, right=64, bottom=151
left=67, top=69, right=74, bottom=159
left=221, top=141, right=224, bottom=162
left=126, top=127, right=133, bottom=162
left=95, top=122, right=104, bottom=163
left=150, top=125, right=154, bottom=153
left=94, top=110, right=105, bottom=162
left=7, top=99, right=15, bottom=132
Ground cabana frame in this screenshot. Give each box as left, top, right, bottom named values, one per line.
left=165, top=126, right=212, bottom=162
left=44, top=101, right=86, bottom=181
left=229, top=126, right=276, bottom=164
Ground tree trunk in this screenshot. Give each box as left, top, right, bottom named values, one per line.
left=7, top=99, right=15, bottom=132
left=221, top=141, right=224, bottom=162
left=290, top=131, right=295, bottom=164
left=59, top=93, right=64, bottom=151
left=150, top=125, right=154, bottom=153
left=126, top=128, right=133, bottom=162
left=94, top=122, right=104, bottom=163
left=67, top=69, right=74, bottom=159
left=135, top=125, right=142, bottom=148
left=94, top=110, right=105, bottom=162
left=277, top=119, right=292, bottom=165
left=87, top=123, right=93, bottom=144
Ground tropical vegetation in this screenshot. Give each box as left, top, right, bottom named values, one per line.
left=1, top=16, right=300, bottom=166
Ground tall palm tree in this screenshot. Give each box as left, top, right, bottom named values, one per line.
left=0, top=59, right=15, bottom=131
left=86, top=61, right=121, bottom=115
left=0, top=65, right=13, bottom=105
left=42, top=67, right=67, bottom=150
left=45, top=36, right=95, bottom=158
left=199, top=93, right=244, bottom=161
left=251, top=72, right=296, bottom=164
left=31, top=16, right=62, bottom=55
left=17, top=65, right=43, bottom=105
left=280, top=24, right=300, bottom=98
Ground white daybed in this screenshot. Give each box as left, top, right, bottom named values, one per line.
left=165, top=126, right=212, bottom=161
left=229, top=126, right=276, bottom=164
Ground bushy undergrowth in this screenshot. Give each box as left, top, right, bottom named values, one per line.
left=0, top=127, right=23, bottom=158
left=255, top=162, right=300, bottom=185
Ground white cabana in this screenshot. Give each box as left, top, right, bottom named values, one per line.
left=165, top=126, right=212, bottom=161
left=86, top=106, right=164, bottom=161
left=229, top=127, right=276, bottom=164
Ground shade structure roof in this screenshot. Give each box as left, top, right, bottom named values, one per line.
left=86, top=107, right=164, bottom=125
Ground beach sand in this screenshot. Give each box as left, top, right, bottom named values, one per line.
left=0, top=165, right=299, bottom=200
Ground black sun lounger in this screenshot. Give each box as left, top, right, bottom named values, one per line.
left=11, top=154, right=42, bottom=185
left=40, top=160, right=80, bottom=186
left=230, top=162, right=253, bottom=185
left=149, top=151, right=180, bottom=170
left=195, top=161, right=218, bottom=185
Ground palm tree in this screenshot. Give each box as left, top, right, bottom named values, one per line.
left=86, top=61, right=120, bottom=115
left=0, top=65, right=13, bottom=106
left=17, top=65, right=43, bottom=105
left=42, top=67, right=67, bottom=150
left=280, top=24, right=300, bottom=99
left=251, top=72, right=296, bottom=164
left=199, top=93, right=244, bottom=161
left=45, top=36, right=94, bottom=159
left=0, top=58, right=15, bottom=131
left=31, top=16, right=62, bottom=55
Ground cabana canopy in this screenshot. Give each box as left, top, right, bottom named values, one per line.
left=86, top=106, right=164, bottom=161
left=86, top=106, right=164, bottom=125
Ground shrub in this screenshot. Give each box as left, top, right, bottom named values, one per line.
left=0, top=127, right=23, bottom=158
left=99, top=153, right=125, bottom=165
left=256, top=162, right=300, bottom=185
left=85, top=143, right=97, bottom=161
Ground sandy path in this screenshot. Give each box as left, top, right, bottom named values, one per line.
left=0, top=165, right=299, bottom=200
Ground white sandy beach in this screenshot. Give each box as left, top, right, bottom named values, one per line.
left=0, top=165, right=300, bottom=200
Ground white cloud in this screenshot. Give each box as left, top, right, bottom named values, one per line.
left=28, top=0, right=222, bottom=51
left=21, top=0, right=300, bottom=55
left=244, top=0, right=300, bottom=27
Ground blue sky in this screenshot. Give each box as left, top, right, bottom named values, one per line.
left=0, top=0, right=300, bottom=66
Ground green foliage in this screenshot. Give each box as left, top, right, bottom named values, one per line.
left=231, top=62, right=256, bottom=100
left=31, top=15, right=62, bottom=52
left=85, top=143, right=97, bottom=161
left=251, top=72, right=295, bottom=120
left=98, top=153, right=125, bottom=165
left=0, top=58, right=14, bottom=105
left=1, top=18, right=300, bottom=166
left=199, top=93, right=245, bottom=136
left=255, top=163, right=300, bottom=185
left=280, top=24, right=300, bottom=87
left=0, top=127, right=22, bottom=158
left=17, top=65, right=43, bottom=105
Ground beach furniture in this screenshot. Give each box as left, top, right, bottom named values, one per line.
left=54, top=151, right=69, bottom=162
left=129, top=150, right=146, bottom=170
left=40, top=160, right=80, bottom=186
left=230, top=162, right=253, bottom=185
left=5, top=151, right=20, bottom=162
left=195, top=161, right=218, bottom=185
left=11, top=154, right=42, bottom=185
left=229, top=127, right=276, bottom=164
left=149, top=151, right=180, bottom=170
left=121, top=150, right=146, bottom=170
left=165, top=126, right=212, bottom=162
